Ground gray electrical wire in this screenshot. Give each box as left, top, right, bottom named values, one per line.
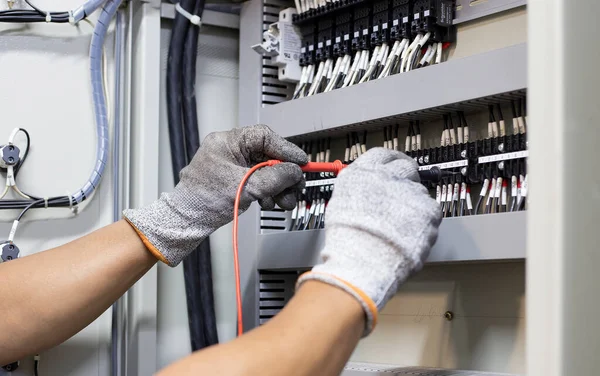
left=72, top=0, right=122, bottom=205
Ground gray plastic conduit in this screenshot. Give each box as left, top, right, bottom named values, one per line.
left=72, top=0, right=108, bottom=23
left=72, top=0, right=122, bottom=205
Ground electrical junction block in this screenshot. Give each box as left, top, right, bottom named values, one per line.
left=252, top=8, right=303, bottom=82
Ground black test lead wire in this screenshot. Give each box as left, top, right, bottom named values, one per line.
left=414, top=120, right=421, bottom=150
left=497, top=103, right=506, bottom=137
left=383, top=126, right=389, bottom=149
left=361, top=131, right=367, bottom=154
left=448, top=114, right=456, bottom=146
left=405, top=122, right=413, bottom=152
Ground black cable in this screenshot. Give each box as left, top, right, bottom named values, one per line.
left=0, top=10, right=70, bottom=23
left=12, top=128, right=31, bottom=178
left=167, top=0, right=209, bottom=352
left=17, top=198, right=45, bottom=221
left=166, top=0, right=193, bottom=181
left=474, top=195, right=484, bottom=215
left=34, top=357, right=39, bottom=376
left=24, top=0, right=44, bottom=14
left=496, top=104, right=504, bottom=121
left=488, top=105, right=495, bottom=122
left=182, top=0, right=218, bottom=348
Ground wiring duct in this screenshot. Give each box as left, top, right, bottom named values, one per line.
left=166, top=0, right=219, bottom=349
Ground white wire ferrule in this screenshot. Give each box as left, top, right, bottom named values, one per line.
left=6, top=166, right=15, bottom=187
left=45, top=12, right=52, bottom=23
left=8, top=220, right=19, bottom=243
left=175, top=2, right=202, bottom=26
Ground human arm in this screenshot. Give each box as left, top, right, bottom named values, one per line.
left=158, top=280, right=364, bottom=376
left=0, top=220, right=155, bottom=364
left=0, top=125, right=307, bottom=364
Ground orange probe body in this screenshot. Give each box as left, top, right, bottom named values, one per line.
left=266, top=159, right=347, bottom=175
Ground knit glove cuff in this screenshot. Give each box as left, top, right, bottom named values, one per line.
left=123, top=188, right=216, bottom=266
left=296, top=226, right=419, bottom=336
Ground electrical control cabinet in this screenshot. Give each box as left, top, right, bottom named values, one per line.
left=238, top=0, right=530, bottom=374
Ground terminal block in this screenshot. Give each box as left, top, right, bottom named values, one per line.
left=315, top=17, right=335, bottom=61
left=390, top=0, right=412, bottom=40
left=371, top=0, right=391, bottom=46
left=351, top=3, right=372, bottom=51
left=412, top=0, right=456, bottom=42
left=332, top=9, right=353, bottom=57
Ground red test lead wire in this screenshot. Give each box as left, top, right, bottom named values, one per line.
left=232, top=160, right=347, bottom=336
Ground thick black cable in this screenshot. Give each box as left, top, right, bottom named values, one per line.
left=180, top=0, right=218, bottom=348
left=182, top=0, right=219, bottom=348
left=166, top=0, right=209, bottom=352
left=166, top=0, right=193, bottom=181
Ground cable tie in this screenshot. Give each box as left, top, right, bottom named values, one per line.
left=44, top=197, right=49, bottom=209
left=66, top=191, right=78, bottom=214
left=46, top=12, right=52, bottom=23
left=175, top=3, right=202, bottom=26
left=69, top=10, right=75, bottom=25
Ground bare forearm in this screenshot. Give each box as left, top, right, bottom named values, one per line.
left=159, top=280, right=364, bottom=376
left=0, top=220, right=156, bottom=364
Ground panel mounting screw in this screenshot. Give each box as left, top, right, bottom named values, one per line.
left=424, top=155, right=430, bottom=164
left=460, top=167, right=468, bottom=176
left=418, top=156, right=424, bottom=164
left=498, top=161, right=505, bottom=170
left=460, top=150, right=467, bottom=159
left=498, top=143, right=504, bottom=152
left=444, top=311, right=454, bottom=321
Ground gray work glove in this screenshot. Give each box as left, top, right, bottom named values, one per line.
left=296, top=148, right=442, bottom=335
left=123, top=125, right=308, bottom=266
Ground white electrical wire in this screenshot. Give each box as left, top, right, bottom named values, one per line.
left=424, top=43, right=437, bottom=66
left=378, top=43, right=390, bottom=71
left=0, top=185, right=8, bottom=200
left=358, top=45, right=381, bottom=84
left=324, top=56, right=343, bottom=92
left=377, top=40, right=399, bottom=79
left=406, top=32, right=430, bottom=72
left=419, top=44, right=433, bottom=67
left=348, top=50, right=366, bottom=87
left=435, top=42, right=443, bottom=64
left=342, top=51, right=361, bottom=88
left=307, top=61, right=325, bottom=96
left=386, top=38, right=408, bottom=77
left=400, top=34, right=421, bottom=73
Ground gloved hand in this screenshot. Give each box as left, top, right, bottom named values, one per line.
left=296, top=148, right=442, bottom=335
left=123, top=124, right=308, bottom=266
